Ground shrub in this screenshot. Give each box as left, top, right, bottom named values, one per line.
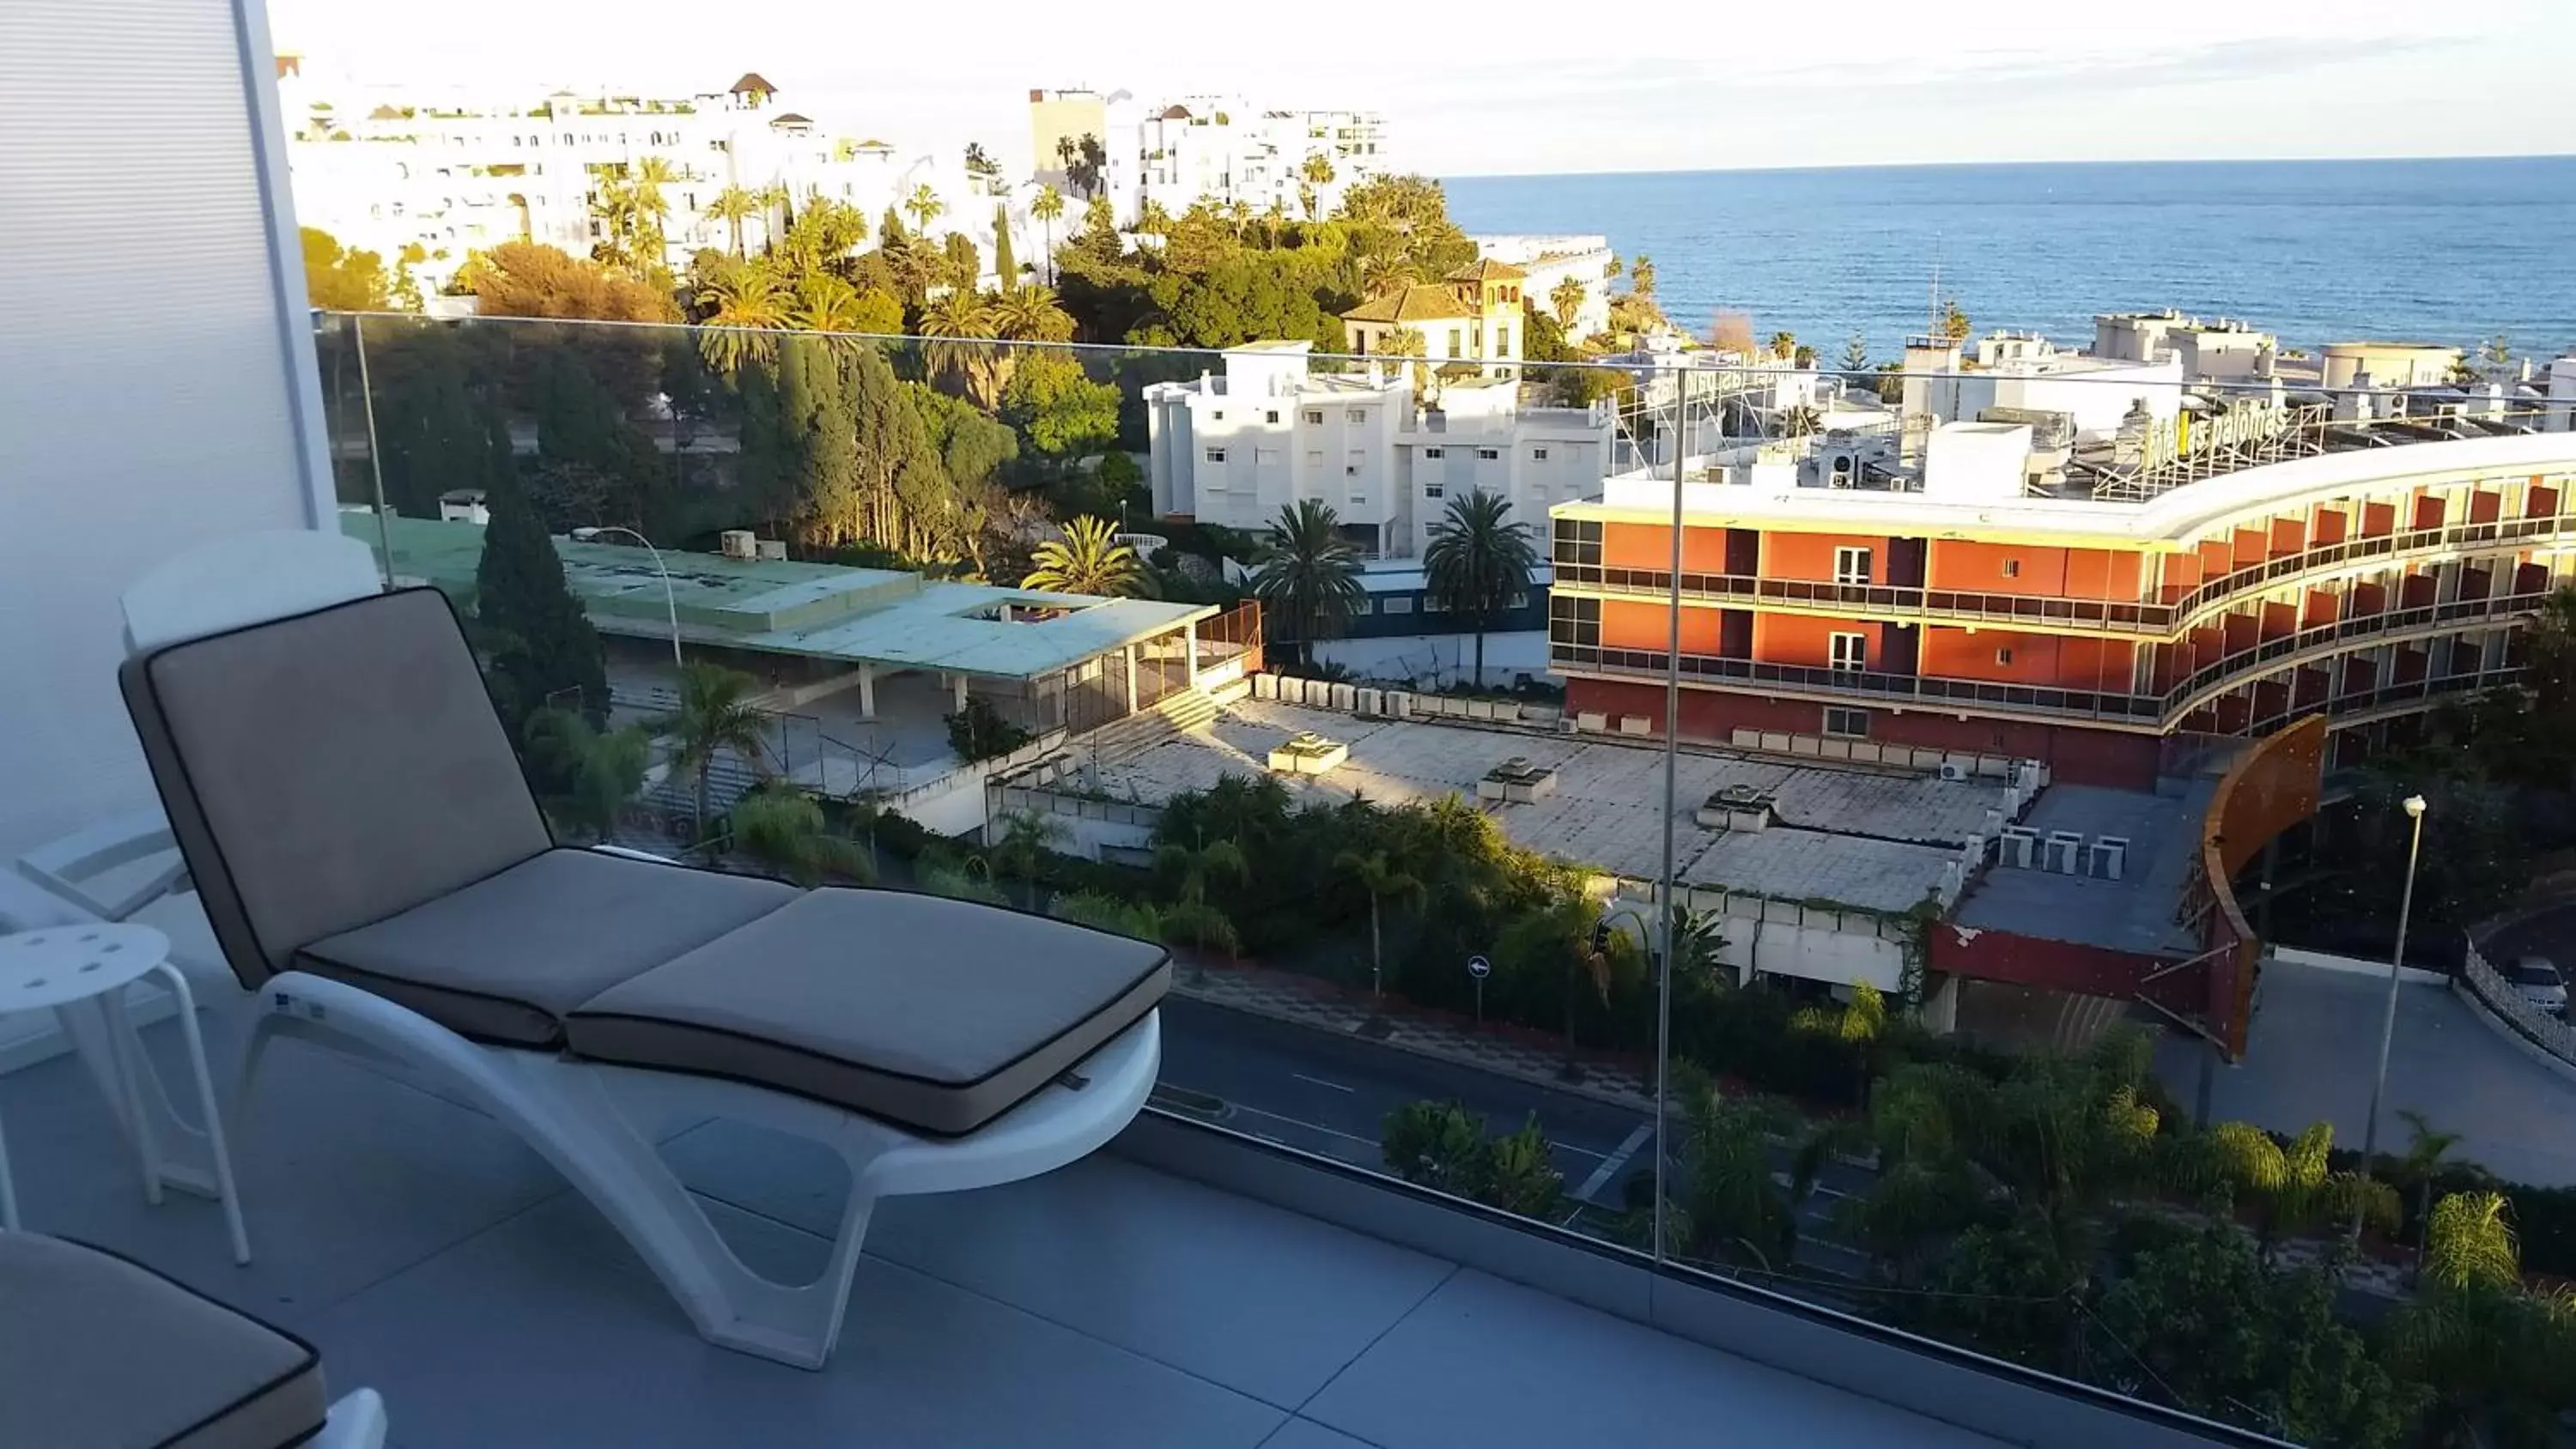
left=945, top=694, right=1035, bottom=762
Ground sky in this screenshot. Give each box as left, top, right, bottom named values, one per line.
left=268, top=0, right=2575, bottom=179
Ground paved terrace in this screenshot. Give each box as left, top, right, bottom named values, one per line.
left=1091, top=700, right=2006, bottom=912
left=0, top=970, right=2013, bottom=1448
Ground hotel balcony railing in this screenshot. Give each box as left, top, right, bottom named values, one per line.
left=1552, top=587, right=2545, bottom=731
left=1552, top=511, right=2570, bottom=639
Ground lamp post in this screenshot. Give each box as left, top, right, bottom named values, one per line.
left=570, top=526, right=683, bottom=670
left=2356, top=792, right=2428, bottom=1235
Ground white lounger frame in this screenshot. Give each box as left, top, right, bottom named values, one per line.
left=100, top=530, right=1162, bottom=1369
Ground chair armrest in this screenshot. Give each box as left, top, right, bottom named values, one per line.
left=16, top=809, right=186, bottom=921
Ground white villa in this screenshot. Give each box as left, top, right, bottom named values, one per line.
left=1145, top=342, right=1613, bottom=559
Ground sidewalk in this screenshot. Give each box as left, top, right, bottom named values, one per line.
left=1168, top=954, right=1659, bottom=1113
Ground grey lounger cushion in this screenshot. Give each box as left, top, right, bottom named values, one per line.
left=121, top=587, right=553, bottom=989
left=566, top=891, right=1170, bottom=1137
left=0, top=1232, right=328, bottom=1449
left=301, top=848, right=796, bottom=1046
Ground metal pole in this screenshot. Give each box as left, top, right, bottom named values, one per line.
left=1652, top=366, right=1684, bottom=1265
left=2357, top=796, right=2427, bottom=1230
left=350, top=316, right=396, bottom=585
left=591, top=525, right=684, bottom=670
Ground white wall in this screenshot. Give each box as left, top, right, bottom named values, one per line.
left=0, top=0, right=331, bottom=859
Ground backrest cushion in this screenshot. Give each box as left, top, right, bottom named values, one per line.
left=120, top=586, right=553, bottom=987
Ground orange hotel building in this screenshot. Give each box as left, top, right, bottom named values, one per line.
left=1546, top=433, right=2576, bottom=789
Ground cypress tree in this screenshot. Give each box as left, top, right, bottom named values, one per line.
left=777, top=335, right=859, bottom=544
left=993, top=203, right=1017, bottom=293
left=476, top=450, right=608, bottom=733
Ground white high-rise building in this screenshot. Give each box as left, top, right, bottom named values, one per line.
left=278, top=62, right=976, bottom=293
left=1133, top=99, right=1385, bottom=220
left=1145, top=343, right=1612, bottom=559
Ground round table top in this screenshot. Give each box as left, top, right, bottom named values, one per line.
left=0, top=924, right=169, bottom=1010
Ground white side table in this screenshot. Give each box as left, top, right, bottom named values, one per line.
left=0, top=924, right=249, bottom=1263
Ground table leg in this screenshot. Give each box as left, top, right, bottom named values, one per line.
left=155, top=963, right=249, bottom=1264
left=99, top=987, right=166, bottom=1207
left=0, top=1107, right=18, bottom=1230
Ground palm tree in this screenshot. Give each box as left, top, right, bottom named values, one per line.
left=1335, top=848, right=1425, bottom=999
left=2422, top=1191, right=2521, bottom=1293
left=1422, top=491, right=1538, bottom=689
left=786, top=271, right=868, bottom=334
left=2208, top=1119, right=2399, bottom=1260
left=983, top=809, right=1065, bottom=910
left=2397, top=1109, right=2470, bottom=1277
left=1024, top=516, right=1146, bottom=596
left=1629, top=254, right=1656, bottom=297
left=1550, top=276, right=1586, bottom=330
left=1780, top=403, right=1823, bottom=439
left=1660, top=1072, right=1799, bottom=1270
left=1030, top=185, right=1066, bottom=286
left=992, top=283, right=1073, bottom=343
left=694, top=258, right=789, bottom=372
left=707, top=184, right=762, bottom=258
left=1252, top=500, right=1364, bottom=671
left=1378, top=324, right=1431, bottom=394
left=918, top=289, right=1002, bottom=408
left=1155, top=834, right=1249, bottom=967
left=902, top=182, right=945, bottom=237
left=1135, top=198, right=1173, bottom=238
left=1300, top=152, right=1335, bottom=193
left=1497, top=892, right=1609, bottom=1079
left=665, top=663, right=773, bottom=845
left=1767, top=330, right=1798, bottom=361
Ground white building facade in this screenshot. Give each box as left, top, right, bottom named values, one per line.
left=1472, top=235, right=1615, bottom=342
left=1145, top=343, right=1612, bottom=559
left=1132, top=99, right=1385, bottom=220
left=280, top=64, right=963, bottom=292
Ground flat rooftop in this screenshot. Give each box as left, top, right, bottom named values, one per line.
left=1951, top=781, right=2210, bottom=955
left=350, top=510, right=1216, bottom=681
left=1091, top=700, right=2002, bottom=913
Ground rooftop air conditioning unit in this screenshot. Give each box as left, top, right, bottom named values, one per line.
left=2089, top=836, right=2130, bottom=882
left=2044, top=831, right=2084, bottom=875
left=2000, top=826, right=2039, bottom=869
left=1937, top=761, right=1971, bottom=784
left=756, top=539, right=788, bottom=561
left=720, top=530, right=758, bottom=561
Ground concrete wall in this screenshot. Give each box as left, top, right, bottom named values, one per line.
left=1, top=0, right=331, bottom=861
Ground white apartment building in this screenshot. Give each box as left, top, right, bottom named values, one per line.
left=280, top=63, right=960, bottom=293
left=1145, top=343, right=1613, bottom=559
left=2091, top=310, right=2279, bottom=384
left=1132, top=99, right=1385, bottom=220
left=1472, top=235, right=1615, bottom=342
left=1900, top=332, right=2184, bottom=442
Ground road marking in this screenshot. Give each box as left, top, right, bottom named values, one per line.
left=1229, top=1103, right=1382, bottom=1147
left=1290, top=1073, right=1356, bottom=1093
left=1574, top=1123, right=1656, bottom=1204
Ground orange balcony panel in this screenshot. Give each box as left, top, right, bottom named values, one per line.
left=2530, top=482, right=2559, bottom=518
left=2470, top=490, right=2501, bottom=524
left=1753, top=612, right=1885, bottom=669
left=1765, top=530, right=1889, bottom=584
left=2199, top=537, right=2235, bottom=579
left=2341, top=657, right=2377, bottom=694
left=2400, top=573, right=2437, bottom=608
left=2518, top=561, right=2553, bottom=593
left=2312, top=507, right=2348, bottom=546
left=2190, top=625, right=2227, bottom=670
left=2222, top=613, right=2257, bottom=654
left=2361, top=500, right=2397, bottom=537
left=2063, top=549, right=2144, bottom=602
left=2212, top=694, right=2252, bottom=733
left=1601, top=522, right=1730, bottom=573
left=2412, top=493, right=2445, bottom=530
left=2394, top=649, right=2429, bottom=684
left=2351, top=580, right=2388, bottom=615
left=2294, top=669, right=2330, bottom=707
left=2253, top=678, right=2290, bottom=718
left=2232, top=526, right=2269, bottom=570
left=2301, top=589, right=2340, bottom=628
left=2269, top=518, right=2306, bottom=558
left=1601, top=597, right=1723, bottom=653
left=2259, top=601, right=2298, bottom=641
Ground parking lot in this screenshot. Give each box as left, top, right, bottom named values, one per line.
left=2155, top=955, right=2576, bottom=1188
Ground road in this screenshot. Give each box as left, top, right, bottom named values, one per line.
left=1153, top=999, right=1873, bottom=1273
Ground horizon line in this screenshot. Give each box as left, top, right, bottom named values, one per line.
left=1437, top=150, right=2576, bottom=183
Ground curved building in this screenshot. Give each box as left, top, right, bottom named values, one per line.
left=1547, top=433, right=2576, bottom=787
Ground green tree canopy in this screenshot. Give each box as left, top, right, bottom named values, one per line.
left=301, top=227, right=396, bottom=311
left=474, top=457, right=608, bottom=737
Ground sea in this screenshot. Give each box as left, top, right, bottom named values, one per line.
left=1443, top=156, right=2576, bottom=361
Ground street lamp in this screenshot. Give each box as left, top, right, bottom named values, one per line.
left=570, top=525, right=683, bottom=670
left=2356, top=792, right=2428, bottom=1234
